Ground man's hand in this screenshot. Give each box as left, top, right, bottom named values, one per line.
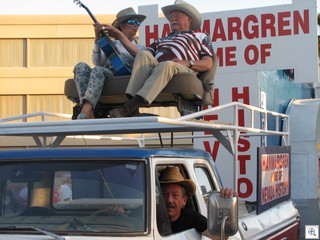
left=93, top=23, right=120, bottom=39
left=171, top=56, right=213, bottom=72
left=109, top=204, right=127, bottom=216
left=171, top=58, right=189, bottom=67
left=220, top=188, right=234, bottom=198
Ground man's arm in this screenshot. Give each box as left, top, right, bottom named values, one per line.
left=189, top=56, right=213, bottom=72
left=103, top=25, right=141, bottom=57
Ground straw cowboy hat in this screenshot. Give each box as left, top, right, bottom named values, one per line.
left=112, top=7, right=146, bottom=29
left=161, top=0, right=201, bottom=31
left=159, top=166, right=196, bottom=197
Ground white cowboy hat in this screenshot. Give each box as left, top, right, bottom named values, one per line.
left=161, top=0, right=201, bottom=31
left=112, top=7, right=146, bottom=29
left=159, top=166, right=196, bottom=197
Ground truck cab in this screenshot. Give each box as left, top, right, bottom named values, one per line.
left=0, top=148, right=222, bottom=239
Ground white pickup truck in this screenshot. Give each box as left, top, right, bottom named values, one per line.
left=0, top=103, right=300, bottom=239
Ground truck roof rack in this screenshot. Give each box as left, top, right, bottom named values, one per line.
left=0, top=102, right=289, bottom=149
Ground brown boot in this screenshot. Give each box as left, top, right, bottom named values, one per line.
left=126, top=94, right=141, bottom=117
left=130, top=108, right=140, bottom=117
left=109, top=95, right=146, bottom=118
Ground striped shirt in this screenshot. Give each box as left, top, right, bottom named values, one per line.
left=147, top=31, right=214, bottom=62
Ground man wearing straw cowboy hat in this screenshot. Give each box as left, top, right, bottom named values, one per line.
left=73, top=7, right=146, bottom=119
left=109, top=0, right=215, bottom=118
left=159, top=166, right=233, bottom=239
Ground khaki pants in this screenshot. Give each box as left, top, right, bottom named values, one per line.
left=126, top=50, right=196, bottom=104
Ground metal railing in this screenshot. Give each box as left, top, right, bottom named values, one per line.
left=0, top=102, right=289, bottom=147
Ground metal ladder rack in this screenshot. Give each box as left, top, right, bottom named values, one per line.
left=0, top=102, right=289, bottom=149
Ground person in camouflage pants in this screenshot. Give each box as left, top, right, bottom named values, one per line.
left=73, top=62, right=113, bottom=117
left=73, top=7, right=145, bottom=119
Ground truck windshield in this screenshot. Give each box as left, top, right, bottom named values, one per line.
left=0, top=159, right=146, bottom=235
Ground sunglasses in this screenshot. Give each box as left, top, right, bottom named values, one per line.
left=124, top=19, right=141, bottom=27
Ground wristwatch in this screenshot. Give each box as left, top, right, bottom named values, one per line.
left=189, top=60, right=195, bottom=68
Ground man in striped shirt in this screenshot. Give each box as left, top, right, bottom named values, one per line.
left=109, top=0, right=214, bottom=118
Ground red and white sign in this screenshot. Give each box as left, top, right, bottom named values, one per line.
left=261, top=153, right=290, bottom=205
left=257, top=147, right=291, bottom=213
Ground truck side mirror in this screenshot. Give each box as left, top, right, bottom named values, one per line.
left=207, top=192, right=238, bottom=238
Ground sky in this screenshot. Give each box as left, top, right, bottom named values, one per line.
left=2, top=0, right=318, bottom=15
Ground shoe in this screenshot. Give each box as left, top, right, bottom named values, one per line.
left=109, top=95, right=146, bottom=118
left=76, top=112, right=89, bottom=120
left=129, top=108, right=140, bottom=117
left=77, top=112, right=95, bottom=120
left=109, top=108, right=140, bottom=118
left=108, top=108, right=126, bottom=118
left=72, top=104, right=82, bottom=120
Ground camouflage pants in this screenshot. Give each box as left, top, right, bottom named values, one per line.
left=73, top=62, right=114, bottom=108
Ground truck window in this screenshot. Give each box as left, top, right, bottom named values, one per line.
left=0, top=159, right=146, bottom=235
left=194, top=166, right=215, bottom=204
left=155, top=164, right=200, bottom=236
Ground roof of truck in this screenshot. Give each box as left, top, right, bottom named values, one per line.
left=0, top=147, right=213, bottom=160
